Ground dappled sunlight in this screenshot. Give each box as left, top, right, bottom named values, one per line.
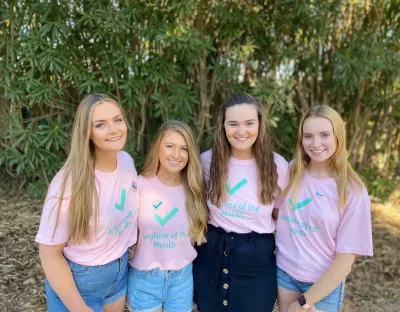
left=342, top=201, right=400, bottom=312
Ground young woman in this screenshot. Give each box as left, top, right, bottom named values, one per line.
left=36, top=94, right=139, bottom=312
left=275, top=106, right=373, bottom=312
left=193, top=94, right=289, bottom=312
left=127, top=120, right=208, bottom=312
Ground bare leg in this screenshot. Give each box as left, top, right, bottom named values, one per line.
left=278, top=285, right=302, bottom=312
left=103, top=294, right=126, bottom=312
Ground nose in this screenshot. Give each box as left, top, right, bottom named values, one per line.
left=108, top=122, right=118, bottom=134
left=312, top=136, right=321, bottom=147
left=173, top=148, right=180, bottom=159
left=237, top=125, right=246, bottom=135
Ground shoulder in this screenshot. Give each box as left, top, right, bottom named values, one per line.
left=200, top=149, right=212, bottom=167
left=137, top=175, right=148, bottom=184
left=273, top=152, right=289, bottom=171
left=137, top=175, right=154, bottom=188
left=200, top=149, right=212, bottom=162
left=347, top=185, right=370, bottom=204
left=47, top=169, right=69, bottom=194
left=118, top=150, right=134, bottom=163
left=118, top=151, right=137, bottom=173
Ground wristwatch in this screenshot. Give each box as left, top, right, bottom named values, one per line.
left=298, top=294, right=312, bottom=309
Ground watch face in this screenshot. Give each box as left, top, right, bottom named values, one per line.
left=298, top=295, right=307, bottom=306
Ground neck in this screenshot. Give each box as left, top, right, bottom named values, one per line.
left=231, top=148, right=254, bottom=160
left=94, top=150, right=118, bottom=173
left=307, top=161, right=333, bottom=178
left=157, top=168, right=182, bottom=187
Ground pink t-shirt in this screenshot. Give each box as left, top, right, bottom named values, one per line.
left=129, top=175, right=197, bottom=271
left=35, top=151, right=139, bottom=266
left=201, top=149, right=289, bottom=234
left=276, top=169, right=373, bottom=283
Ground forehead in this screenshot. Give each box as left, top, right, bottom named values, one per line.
left=161, top=130, right=187, bottom=145
left=225, top=104, right=258, bottom=121
left=92, top=101, right=121, bottom=120
left=302, top=117, right=333, bottom=133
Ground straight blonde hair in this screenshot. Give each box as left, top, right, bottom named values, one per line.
left=141, top=120, right=208, bottom=245
left=50, top=93, right=122, bottom=244
left=282, top=106, right=364, bottom=209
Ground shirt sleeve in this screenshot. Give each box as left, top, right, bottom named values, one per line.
left=274, top=154, right=290, bottom=209
left=336, top=188, right=373, bottom=256
left=200, top=150, right=212, bottom=182
left=35, top=172, right=70, bottom=245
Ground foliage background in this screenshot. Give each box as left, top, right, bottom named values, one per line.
left=0, top=0, right=399, bottom=200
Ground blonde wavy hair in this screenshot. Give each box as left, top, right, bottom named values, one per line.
left=50, top=93, right=122, bottom=244
left=141, top=120, right=208, bottom=245
left=282, top=106, right=364, bottom=209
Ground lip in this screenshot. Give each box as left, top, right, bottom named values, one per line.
left=235, top=137, right=249, bottom=141
left=106, top=136, right=122, bottom=142
left=168, top=159, right=181, bottom=166
left=311, top=149, right=326, bottom=153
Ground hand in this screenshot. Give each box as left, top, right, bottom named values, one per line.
left=288, top=300, right=308, bottom=312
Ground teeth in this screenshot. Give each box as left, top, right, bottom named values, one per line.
left=236, top=137, right=248, bottom=141
left=311, top=150, right=325, bottom=153
left=107, top=136, right=121, bottom=142
left=168, top=160, right=180, bottom=165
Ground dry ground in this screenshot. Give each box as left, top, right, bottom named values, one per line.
left=0, top=192, right=399, bottom=312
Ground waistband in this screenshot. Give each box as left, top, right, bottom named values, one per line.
left=208, top=224, right=274, bottom=239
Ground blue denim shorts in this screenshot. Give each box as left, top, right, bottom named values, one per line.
left=277, top=266, right=345, bottom=312
left=127, top=263, right=193, bottom=312
left=45, top=250, right=129, bottom=312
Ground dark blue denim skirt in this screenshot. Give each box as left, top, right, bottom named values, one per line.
left=193, top=224, right=277, bottom=312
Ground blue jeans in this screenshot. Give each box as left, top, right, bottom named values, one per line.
left=277, top=266, right=345, bottom=312
left=45, top=251, right=129, bottom=312
left=127, top=263, right=193, bottom=312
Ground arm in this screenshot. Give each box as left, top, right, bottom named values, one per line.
left=289, top=252, right=355, bottom=311
left=39, top=243, right=94, bottom=312
left=272, top=208, right=279, bottom=221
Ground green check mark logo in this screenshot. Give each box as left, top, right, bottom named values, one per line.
left=153, top=201, right=163, bottom=209
left=115, top=189, right=127, bottom=211
left=154, top=207, right=179, bottom=226
left=226, top=178, right=248, bottom=196
left=289, top=197, right=312, bottom=211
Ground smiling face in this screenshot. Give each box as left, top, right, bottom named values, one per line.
left=90, top=101, right=127, bottom=154
left=302, top=117, right=337, bottom=167
left=224, top=104, right=259, bottom=159
left=158, top=130, right=189, bottom=176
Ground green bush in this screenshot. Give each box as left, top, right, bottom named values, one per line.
left=1, top=1, right=399, bottom=201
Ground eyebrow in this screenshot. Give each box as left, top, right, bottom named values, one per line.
left=165, top=141, right=188, bottom=147
left=92, top=114, right=122, bottom=123
left=227, top=119, right=257, bottom=123
left=303, top=131, right=332, bottom=135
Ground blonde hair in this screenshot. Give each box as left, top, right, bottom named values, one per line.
left=282, top=106, right=364, bottom=209
left=209, top=94, right=279, bottom=207
left=141, top=120, right=208, bottom=245
left=50, top=93, right=122, bottom=244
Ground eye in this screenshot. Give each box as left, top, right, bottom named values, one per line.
left=166, top=144, right=173, bottom=148
left=181, top=147, right=188, bottom=151
left=115, top=118, right=123, bottom=123
left=95, top=123, right=104, bottom=128
left=247, top=122, right=254, bottom=126
left=303, top=135, right=312, bottom=139
left=322, top=133, right=330, bottom=138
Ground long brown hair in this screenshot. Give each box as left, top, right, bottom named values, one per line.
left=50, top=93, right=122, bottom=244
left=141, top=120, right=208, bottom=245
left=208, top=94, right=279, bottom=207
left=282, top=106, right=364, bottom=209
